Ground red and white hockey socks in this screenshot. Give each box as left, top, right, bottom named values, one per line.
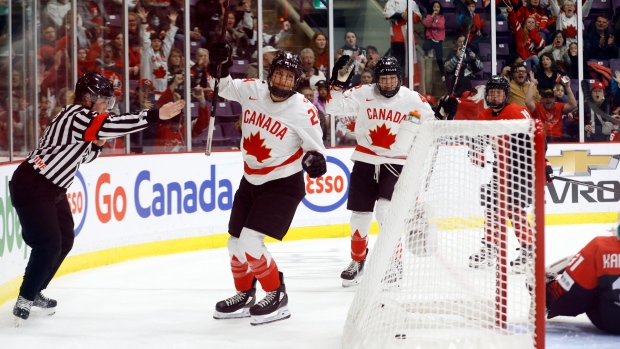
left=239, top=228, right=281, bottom=293
left=227, top=236, right=255, bottom=292
left=350, top=211, right=372, bottom=261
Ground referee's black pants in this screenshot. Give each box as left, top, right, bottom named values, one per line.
left=9, top=162, right=74, bottom=301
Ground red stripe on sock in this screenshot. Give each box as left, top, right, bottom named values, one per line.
left=230, top=256, right=254, bottom=291
left=246, top=254, right=280, bottom=292
left=351, top=230, right=368, bottom=261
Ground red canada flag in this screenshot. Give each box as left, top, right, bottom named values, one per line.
left=243, top=131, right=272, bottom=163
left=368, top=123, right=397, bottom=149
left=152, top=66, right=167, bottom=79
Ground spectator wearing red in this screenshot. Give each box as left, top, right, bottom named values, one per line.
left=38, top=25, right=59, bottom=68
left=508, top=14, right=545, bottom=72
left=113, top=32, right=141, bottom=79
left=512, top=0, right=555, bottom=42
left=310, top=32, right=329, bottom=76
left=456, top=0, right=488, bottom=53
left=525, top=72, right=577, bottom=142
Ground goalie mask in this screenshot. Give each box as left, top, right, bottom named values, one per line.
left=485, top=75, right=510, bottom=109
left=75, top=72, right=116, bottom=110
left=268, top=51, right=302, bottom=99
left=375, top=56, right=402, bottom=98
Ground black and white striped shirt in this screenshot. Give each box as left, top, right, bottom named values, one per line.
left=26, top=104, right=158, bottom=189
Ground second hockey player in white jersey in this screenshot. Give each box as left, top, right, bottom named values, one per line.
left=326, top=55, right=436, bottom=286
left=208, top=44, right=326, bottom=325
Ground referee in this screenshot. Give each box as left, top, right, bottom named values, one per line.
left=10, top=72, right=185, bottom=324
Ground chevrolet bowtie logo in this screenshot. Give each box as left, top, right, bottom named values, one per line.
left=547, top=150, right=620, bottom=177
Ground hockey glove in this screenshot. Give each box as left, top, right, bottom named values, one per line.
left=435, top=95, right=458, bottom=120
left=330, top=55, right=355, bottom=90
left=208, top=41, right=233, bottom=78
left=545, top=160, right=554, bottom=183
left=302, top=151, right=327, bottom=178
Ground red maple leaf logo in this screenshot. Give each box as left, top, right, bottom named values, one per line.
left=243, top=131, right=272, bottom=163
left=368, top=123, right=397, bottom=149
left=346, top=121, right=356, bottom=132
left=152, top=66, right=167, bottom=79
left=563, top=25, right=577, bottom=40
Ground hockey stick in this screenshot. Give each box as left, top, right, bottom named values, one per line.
left=554, top=176, right=620, bottom=194
left=580, top=79, right=620, bottom=125
left=205, top=0, right=231, bottom=156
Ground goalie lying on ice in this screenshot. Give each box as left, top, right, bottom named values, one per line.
left=546, top=227, right=620, bottom=334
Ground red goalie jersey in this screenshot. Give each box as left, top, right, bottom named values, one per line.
left=546, top=236, right=620, bottom=334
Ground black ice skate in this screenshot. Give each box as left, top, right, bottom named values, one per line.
left=13, top=295, right=33, bottom=327
left=213, top=278, right=257, bottom=319
left=469, top=240, right=497, bottom=268
left=510, top=245, right=533, bottom=274
left=33, top=292, right=57, bottom=316
left=249, top=272, right=291, bottom=326
left=341, top=249, right=368, bottom=287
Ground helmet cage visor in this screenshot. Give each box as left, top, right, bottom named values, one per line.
left=91, top=94, right=116, bottom=110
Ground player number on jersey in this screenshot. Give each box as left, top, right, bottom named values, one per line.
left=308, top=108, right=319, bottom=126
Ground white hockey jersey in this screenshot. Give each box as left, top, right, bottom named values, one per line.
left=326, top=84, right=435, bottom=165
left=216, top=76, right=326, bottom=185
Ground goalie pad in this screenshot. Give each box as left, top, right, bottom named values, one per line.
left=393, top=119, right=421, bottom=155
left=405, top=202, right=438, bottom=257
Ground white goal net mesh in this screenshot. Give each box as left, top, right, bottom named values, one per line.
left=342, top=120, right=544, bottom=349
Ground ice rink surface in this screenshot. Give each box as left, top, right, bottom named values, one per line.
left=1, top=224, right=619, bottom=349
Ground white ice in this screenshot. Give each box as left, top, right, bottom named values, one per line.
left=0, top=224, right=619, bottom=349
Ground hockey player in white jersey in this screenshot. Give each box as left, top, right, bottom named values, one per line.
left=326, top=55, right=436, bottom=287
left=208, top=43, right=326, bottom=325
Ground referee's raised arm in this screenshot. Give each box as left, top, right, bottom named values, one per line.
left=9, top=72, right=184, bottom=326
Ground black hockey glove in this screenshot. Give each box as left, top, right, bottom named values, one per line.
left=208, top=41, right=233, bottom=78
left=435, top=95, right=458, bottom=120
left=302, top=151, right=327, bottom=178
left=330, top=55, right=355, bottom=90
left=545, top=160, right=554, bottom=183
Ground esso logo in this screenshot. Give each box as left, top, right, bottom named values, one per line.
left=67, top=171, right=88, bottom=237
left=302, top=156, right=350, bottom=212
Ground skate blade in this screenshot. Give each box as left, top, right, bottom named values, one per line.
left=250, top=306, right=291, bottom=326
left=213, top=307, right=251, bottom=319
left=342, top=278, right=362, bottom=287
left=13, top=317, right=24, bottom=327
left=42, top=307, right=56, bottom=316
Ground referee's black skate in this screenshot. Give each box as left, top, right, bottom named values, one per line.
left=13, top=296, right=33, bottom=327
left=33, top=292, right=57, bottom=316
left=249, top=272, right=291, bottom=326
left=213, top=278, right=257, bottom=319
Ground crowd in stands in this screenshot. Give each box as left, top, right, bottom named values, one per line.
left=3, top=0, right=620, bottom=155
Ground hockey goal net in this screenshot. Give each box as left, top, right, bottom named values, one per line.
left=343, top=119, right=546, bottom=349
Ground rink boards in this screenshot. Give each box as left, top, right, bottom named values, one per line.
left=1, top=143, right=620, bottom=305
